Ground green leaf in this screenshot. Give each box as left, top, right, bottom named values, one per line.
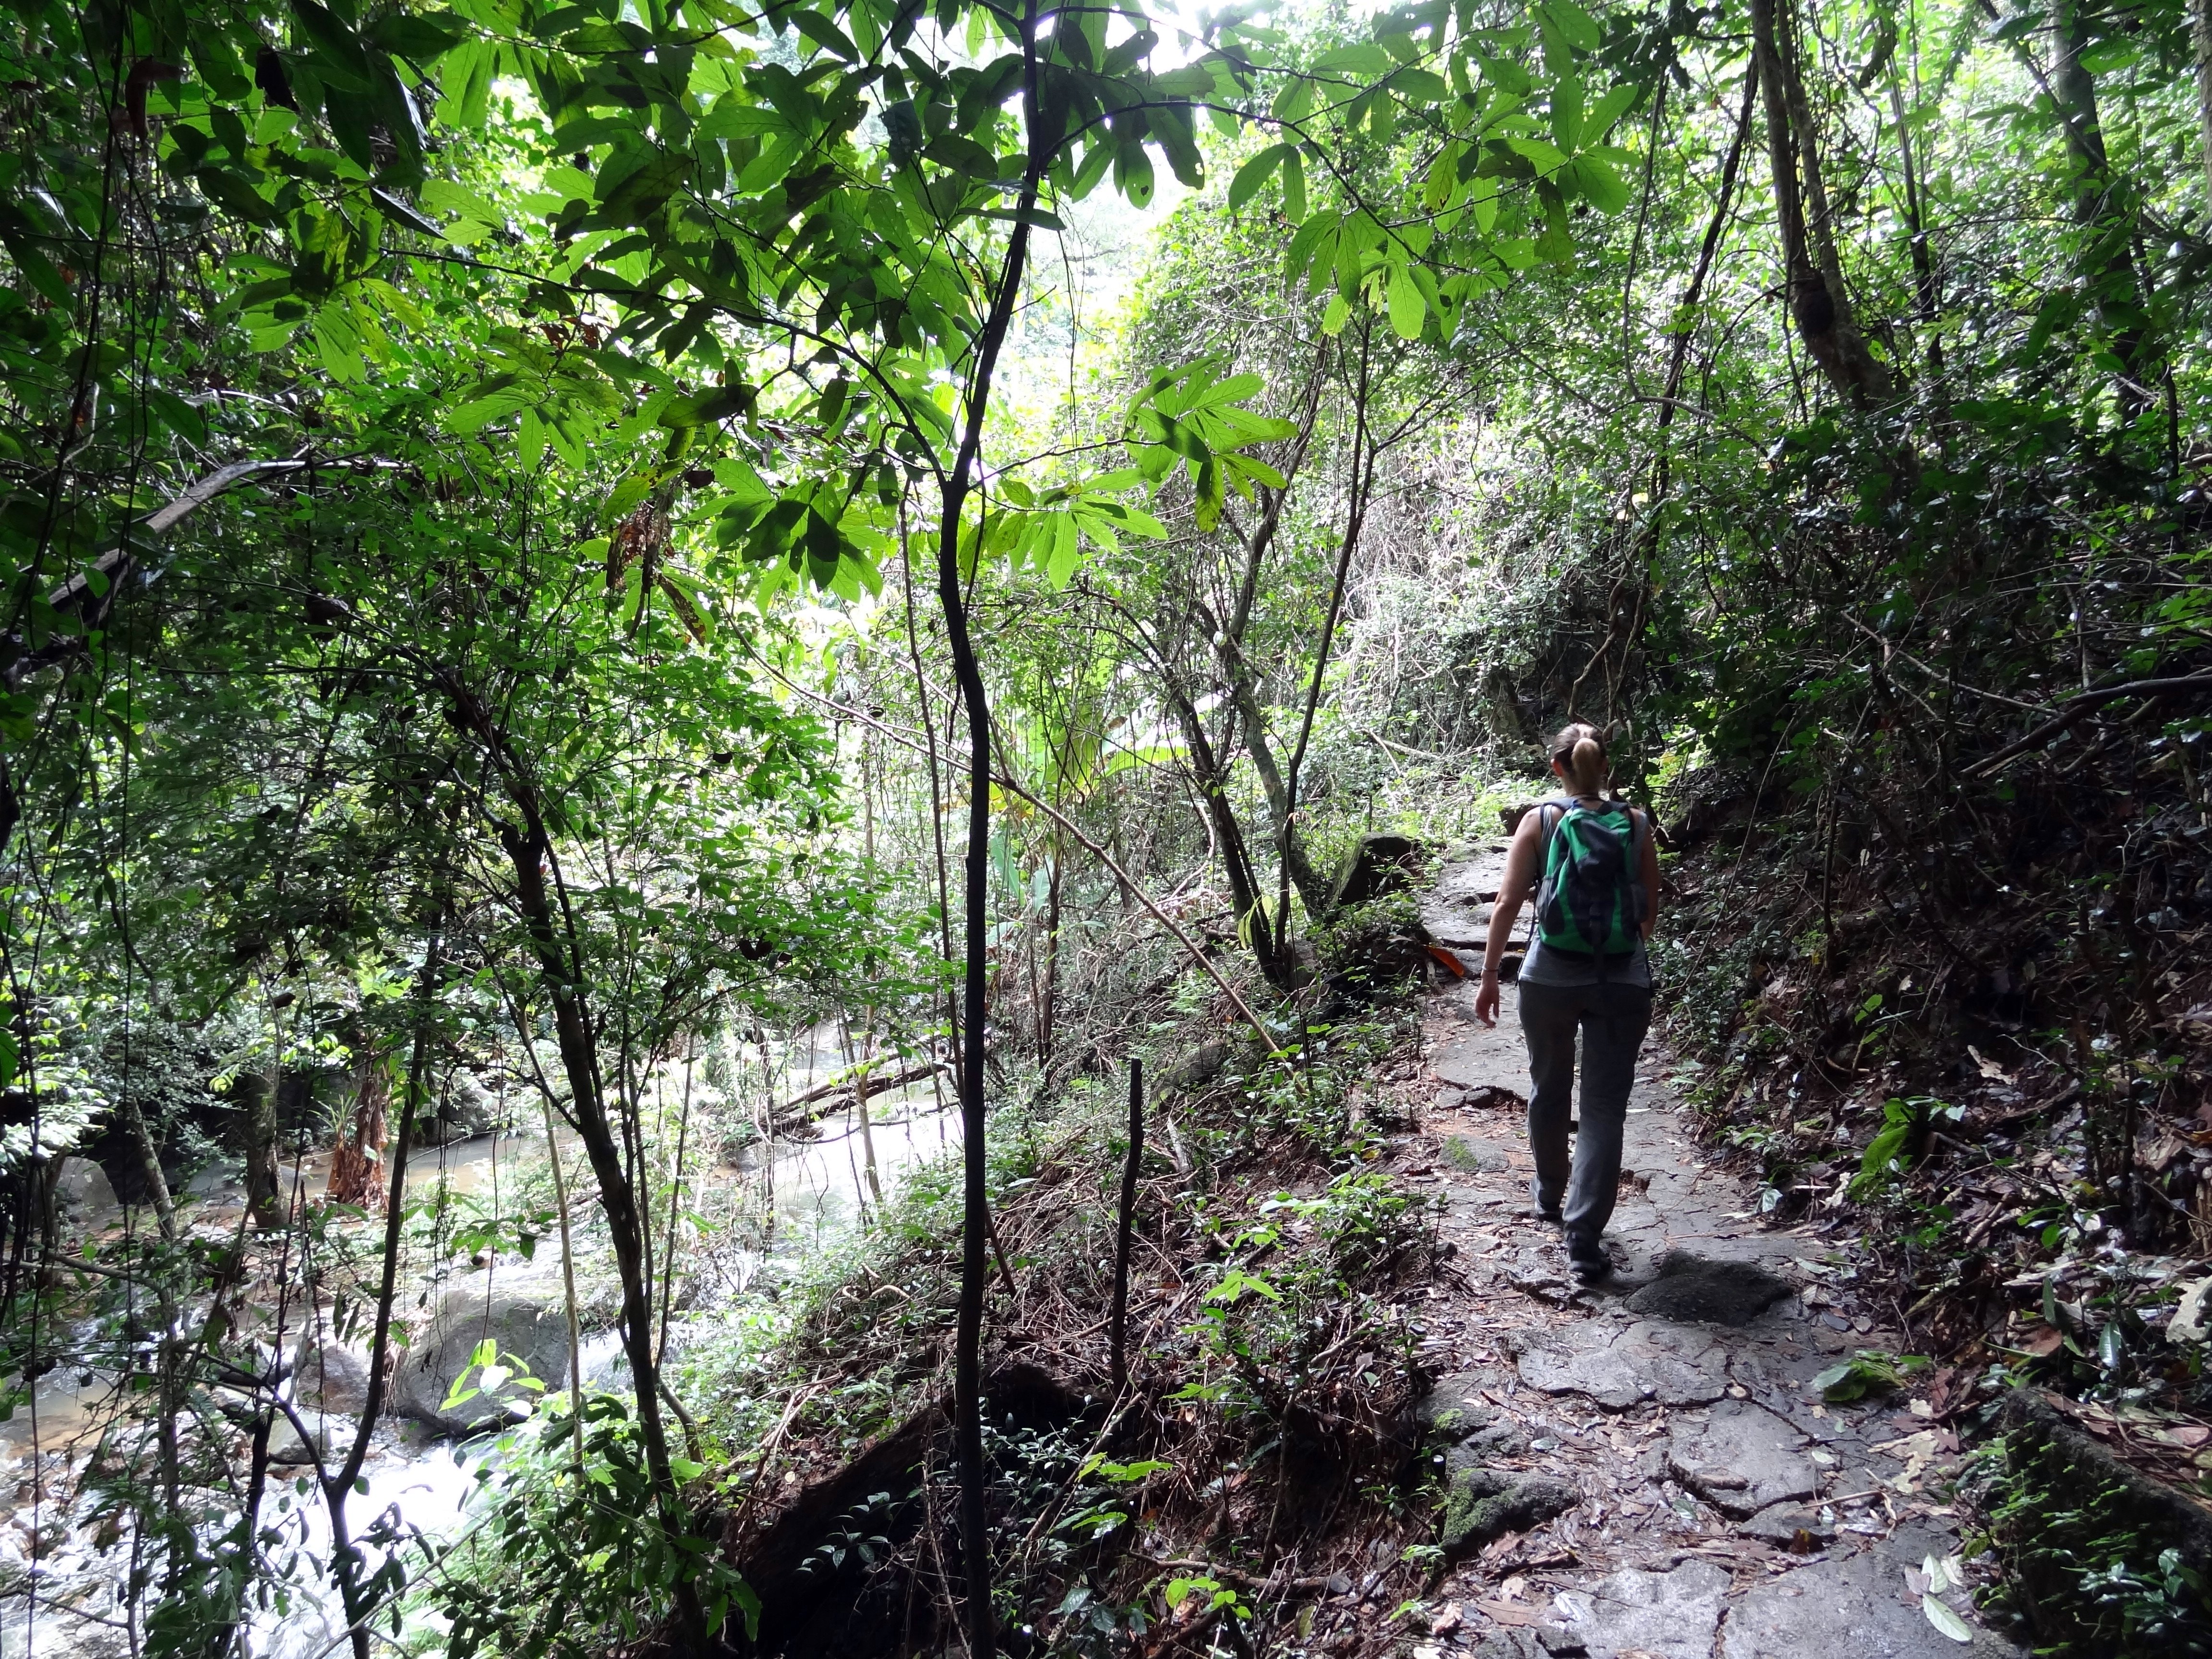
left=145, top=388, right=207, bottom=445
left=1853, top=1119, right=1910, bottom=1192
left=1385, top=264, right=1423, bottom=339
left=1504, top=135, right=1568, bottom=174
left=1205, top=1266, right=1280, bottom=1304
left=2096, top=1320, right=2124, bottom=1369
left=448, top=389, right=529, bottom=435
left=1810, top=1359, right=1865, bottom=1401
left=1551, top=75, right=1584, bottom=151
left=1391, top=68, right=1450, bottom=105
left=439, top=38, right=493, bottom=128
left=1812, top=1348, right=1927, bottom=1403
left=366, top=11, right=470, bottom=60
left=1186, top=371, right=1263, bottom=410
left=1113, top=141, right=1154, bottom=208
left=1312, top=44, right=1391, bottom=75
left=924, top=132, right=999, bottom=179
left=1581, top=83, right=1640, bottom=144
left=291, top=0, right=376, bottom=94
left=1045, top=513, right=1080, bottom=587
left=603, top=470, right=658, bottom=524
left=1569, top=156, right=1629, bottom=214
left=788, top=10, right=858, bottom=61
left=195, top=167, right=284, bottom=227
left=975, top=205, right=1065, bottom=229
left=1082, top=1456, right=1171, bottom=1482
left=1227, top=143, right=1294, bottom=213
left=1542, top=0, right=1602, bottom=52
left=1535, top=205, right=1574, bottom=264
left=419, top=178, right=501, bottom=224
left=1067, top=139, right=1114, bottom=201
left=700, top=101, right=789, bottom=142
left=1320, top=292, right=1351, bottom=336
left=1281, top=148, right=1306, bottom=222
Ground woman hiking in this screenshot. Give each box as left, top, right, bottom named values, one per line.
left=1473, top=722, right=1660, bottom=1281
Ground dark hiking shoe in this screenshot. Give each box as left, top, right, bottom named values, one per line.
left=1530, top=1180, right=1563, bottom=1224
left=1566, top=1233, right=1610, bottom=1280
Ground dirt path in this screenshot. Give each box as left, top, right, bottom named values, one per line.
left=1384, top=842, right=2019, bottom=1659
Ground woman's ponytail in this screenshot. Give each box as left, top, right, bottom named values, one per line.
left=1551, top=722, right=1611, bottom=797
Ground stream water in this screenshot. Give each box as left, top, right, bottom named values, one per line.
left=0, top=1052, right=956, bottom=1658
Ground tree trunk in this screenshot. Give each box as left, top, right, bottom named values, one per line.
left=495, top=812, right=700, bottom=1639
left=1109, top=1059, right=1142, bottom=1394
left=2195, top=0, right=2212, bottom=211
left=238, top=1065, right=281, bottom=1230
left=924, top=12, right=1055, bottom=1650
left=1168, top=685, right=1295, bottom=989
left=433, top=663, right=703, bottom=1643
left=119, top=1092, right=175, bottom=1240
left=1657, top=63, right=1759, bottom=493
left=325, top=926, right=444, bottom=1659
left=1037, top=835, right=1062, bottom=1070
left=1276, top=320, right=1382, bottom=933
left=1221, top=669, right=1330, bottom=916
left=326, top=1044, right=389, bottom=1209
left=1884, top=61, right=1947, bottom=404
left=1750, top=0, right=1889, bottom=403
left=2049, top=0, right=2155, bottom=415
left=1214, top=353, right=1331, bottom=921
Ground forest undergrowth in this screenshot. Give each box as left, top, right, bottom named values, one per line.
left=1647, top=672, right=2212, bottom=1646
left=429, top=929, right=1454, bottom=1659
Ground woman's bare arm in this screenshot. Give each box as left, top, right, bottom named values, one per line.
left=1639, top=811, right=1661, bottom=938
left=1474, top=808, right=1547, bottom=1025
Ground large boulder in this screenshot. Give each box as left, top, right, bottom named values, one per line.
left=391, top=1288, right=573, bottom=1436
left=1327, top=833, right=1422, bottom=910
left=291, top=1335, right=372, bottom=1415
left=1154, top=1041, right=1230, bottom=1096
left=1415, top=1372, right=1528, bottom=1463
left=269, top=1408, right=354, bottom=1467
left=53, top=1154, right=119, bottom=1225
left=1438, top=1466, right=1578, bottom=1559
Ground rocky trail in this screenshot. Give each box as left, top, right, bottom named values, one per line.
left=1378, top=842, right=2020, bottom=1659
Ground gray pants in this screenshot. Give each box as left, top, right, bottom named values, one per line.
left=1518, top=979, right=1653, bottom=1242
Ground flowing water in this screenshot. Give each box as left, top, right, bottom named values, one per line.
left=0, top=1042, right=955, bottom=1658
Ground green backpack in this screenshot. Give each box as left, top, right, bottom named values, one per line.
left=1534, top=798, right=1647, bottom=961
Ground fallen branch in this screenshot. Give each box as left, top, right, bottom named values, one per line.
left=1966, top=673, right=2212, bottom=778
left=45, top=454, right=316, bottom=613
left=769, top=1058, right=947, bottom=1129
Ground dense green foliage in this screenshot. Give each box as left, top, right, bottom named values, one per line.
left=5, top=0, right=2212, bottom=1652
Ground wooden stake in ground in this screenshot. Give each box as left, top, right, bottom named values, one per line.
left=1110, top=1058, right=1143, bottom=1395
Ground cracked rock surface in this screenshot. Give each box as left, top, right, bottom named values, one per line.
left=1552, top=1559, right=1732, bottom=1659
left=1518, top=1318, right=1733, bottom=1410
left=1665, top=1399, right=1819, bottom=1518
left=1373, top=843, right=2019, bottom=1659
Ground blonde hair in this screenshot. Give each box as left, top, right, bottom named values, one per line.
left=1550, top=721, right=1609, bottom=798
